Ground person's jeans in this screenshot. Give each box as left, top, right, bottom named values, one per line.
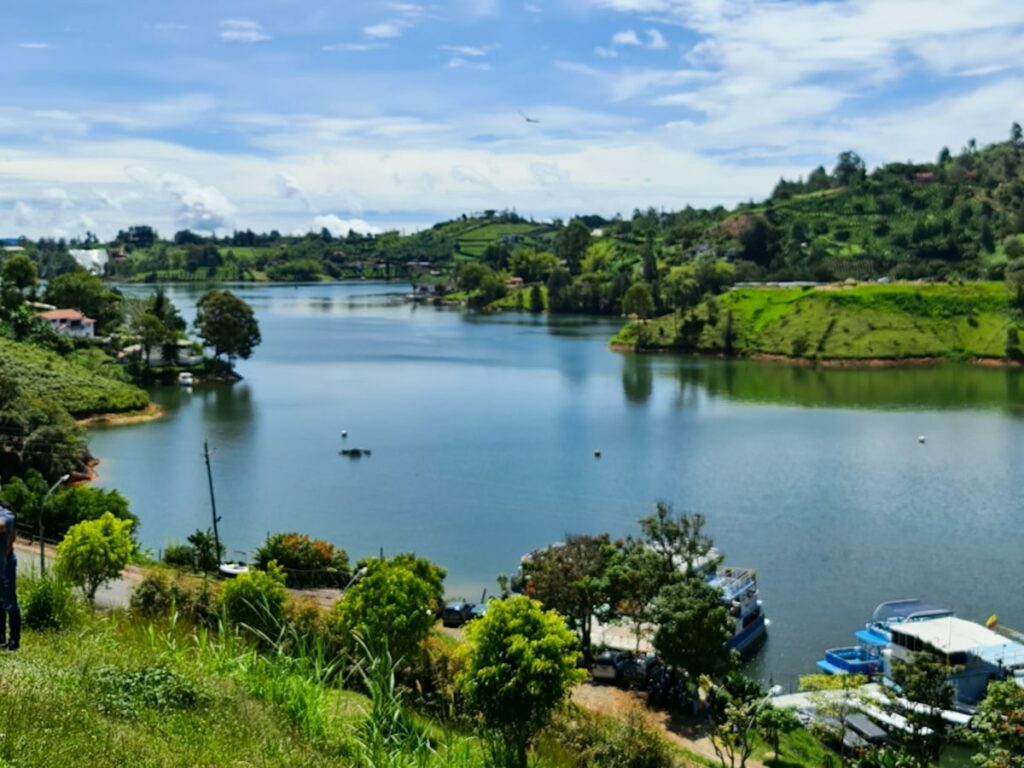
left=0, top=553, right=20, bottom=648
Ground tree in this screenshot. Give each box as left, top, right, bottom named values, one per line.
left=833, top=151, right=867, bottom=187
left=44, top=271, right=122, bottom=334
left=607, top=538, right=665, bottom=653
left=554, top=219, right=591, bottom=275
left=639, top=502, right=716, bottom=577
left=461, top=596, right=583, bottom=768
left=756, top=704, right=801, bottom=761
left=133, top=312, right=170, bottom=370
left=55, top=512, right=135, bottom=603
left=332, top=556, right=443, bottom=662
left=508, top=246, right=559, bottom=283
left=456, top=262, right=491, bottom=292
left=888, top=651, right=955, bottom=768
left=187, top=528, right=225, bottom=572
left=529, top=284, right=544, bottom=313
left=221, top=560, right=288, bottom=639
left=970, top=679, right=1024, bottom=768
left=642, top=236, right=659, bottom=282
left=653, top=577, right=734, bottom=678
left=1, top=253, right=38, bottom=295
left=1012, top=122, right=1023, bottom=148
left=194, top=289, right=261, bottom=364
left=515, top=534, right=617, bottom=662
left=622, top=283, right=655, bottom=321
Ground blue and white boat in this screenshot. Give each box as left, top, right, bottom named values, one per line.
left=707, top=562, right=768, bottom=654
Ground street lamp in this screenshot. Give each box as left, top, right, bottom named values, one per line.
left=40, top=474, right=70, bottom=575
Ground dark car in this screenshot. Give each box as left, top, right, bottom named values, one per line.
left=591, top=651, right=623, bottom=683
left=615, top=653, right=659, bottom=687
left=441, top=601, right=474, bottom=628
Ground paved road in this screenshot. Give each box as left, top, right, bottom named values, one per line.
left=13, top=539, right=140, bottom=610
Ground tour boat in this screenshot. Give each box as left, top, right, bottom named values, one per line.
left=178, top=372, right=194, bottom=386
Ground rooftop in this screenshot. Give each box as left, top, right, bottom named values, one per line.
left=894, top=616, right=1024, bottom=660
left=39, top=309, right=94, bottom=322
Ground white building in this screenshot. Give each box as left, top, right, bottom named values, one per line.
left=38, top=309, right=96, bottom=338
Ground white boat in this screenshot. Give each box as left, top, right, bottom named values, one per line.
left=178, top=372, right=195, bottom=386
left=218, top=562, right=249, bottom=578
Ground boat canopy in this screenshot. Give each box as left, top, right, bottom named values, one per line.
left=893, top=616, right=1024, bottom=662
left=855, top=629, right=890, bottom=647
left=870, top=599, right=953, bottom=624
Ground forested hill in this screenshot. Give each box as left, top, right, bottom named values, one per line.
left=10, top=128, right=1024, bottom=304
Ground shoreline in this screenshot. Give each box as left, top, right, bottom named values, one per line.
left=76, top=401, right=165, bottom=427
left=611, top=345, right=1024, bottom=369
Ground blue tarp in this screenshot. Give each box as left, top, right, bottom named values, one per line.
left=856, top=629, right=889, bottom=647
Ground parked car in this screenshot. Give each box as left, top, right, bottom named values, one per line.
left=615, top=653, right=659, bottom=687
left=441, top=601, right=474, bottom=627
left=469, top=601, right=490, bottom=622
left=591, top=651, right=623, bottom=683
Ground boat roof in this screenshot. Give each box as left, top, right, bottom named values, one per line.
left=870, top=599, right=952, bottom=623
left=893, top=617, right=1024, bottom=662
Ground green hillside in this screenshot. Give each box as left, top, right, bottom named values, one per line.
left=612, top=282, right=1024, bottom=362
left=0, top=338, right=148, bottom=416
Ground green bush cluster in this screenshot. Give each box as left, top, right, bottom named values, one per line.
left=541, top=708, right=675, bottom=768
left=221, top=561, right=289, bottom=640
left=20, top=573, right=81, bottom=631
left=129, top=568, right=221, bottom=628
left=89, top=664, right=207, bottom=718
left=254, top=532, right=350, bottom=589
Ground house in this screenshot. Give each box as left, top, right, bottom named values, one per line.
left=887, top=616, right=1024, bottom=705
left=118, top=339, right=204, bottom=368
left=38, top=309, right=96, bottom=338
left=505, top=276, right=524, bottom=289
left=69, top=248, right=110, bottom=274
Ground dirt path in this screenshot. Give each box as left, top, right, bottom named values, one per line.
left=573, top=682, right=766, bottom=768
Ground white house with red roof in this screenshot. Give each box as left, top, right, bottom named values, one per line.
left=38, top=309, right=96, bottom=338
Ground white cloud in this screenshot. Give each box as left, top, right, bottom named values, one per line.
left=611, top=29, right=642, bottom=47
left=17, top=42, right=51, bottom=50
left=440, top=45, right=488, bottom=57
left=447, top=57, right=492, bottom=71
left=313, top=214, right=382, bottom=236
left=13, top=202, right=35, bottom=228
left=219, top=19, right=270, bottom=43
left=364, top=22, right=403, bottom=39
left=646, top=29, right=667, bottom=49
left=40, top=188, right=74, bottom=211
left=323, top=42, right=390, bottom=52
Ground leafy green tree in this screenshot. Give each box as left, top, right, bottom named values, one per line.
left=457, top=262, right=492, bottom=292
left=970, top=679, right=1024, bottom=768
left=1, top=253, right=38, bottom=297
left=332, top=556, right=443, bottom=662
left=888, top=651, right=955, bottom=768
left=642, top=236, right=659, bottom=282
left=529, top=284, right=544, bottom=313
left=622, top=283, right=655, bottom=321
left=756, top=704, right=801, bottom=761
left=255, top=532, right=350, bottom=588
left=700, top=673, right=769, bottom=768
left=653, top=577, right=734, bottom=677
left=833, top=150, right=867, bottom=186
left=187, top=528, right=225, bottom=572
left=133, top=312, right=170, bottom=370
left=44, top=271, right=122, bottom=334
left=194, top=289, right=261, bottom=364
left=554, top=219, right=591, bottom=275
left=221, top=560, right=288, bottom=639
left=55, top=512, right=135, bottom=603
left=509, top=246, right=559, bottom=283
left=639, top=502, right=716, bottom=577
left=546, top=267, right=573, bottom=312
left=515, top=534, right=617, bottom=662
left=607, top=538, right=665, bottom=653
left=461, top=596, right=584, bottom=768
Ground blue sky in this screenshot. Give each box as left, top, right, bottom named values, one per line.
left=3, top=0, right=1024, bottom=238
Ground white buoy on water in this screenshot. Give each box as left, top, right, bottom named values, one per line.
left=918, top=435, right=926, bottom=444
left=594, top=449, right=602, bottom=458
left=341, top=430, right=348, bottom=438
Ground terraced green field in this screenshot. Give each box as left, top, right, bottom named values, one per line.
left=613, top=282, right=1022, bottom=362
left=0, top=338, right=149, bottom=415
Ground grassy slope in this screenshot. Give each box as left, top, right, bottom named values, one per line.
left=614, top=283, right=1020, bottom=360
left=0, top=338, right=149, bottom=415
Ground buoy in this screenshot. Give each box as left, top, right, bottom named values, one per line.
left=341, top=430, right=348, bottom=438
left=594, top=450, right=602, bottom=458
left=918, top=435, right=926, bottom=444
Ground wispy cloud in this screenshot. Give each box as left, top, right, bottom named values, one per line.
left=17, top=42, right=51, bottom=50
left=323, top=42, right=390, bottom=52
left=363, top=22, right=404, bottom=39
left=219, top=19, right=270, bottom=43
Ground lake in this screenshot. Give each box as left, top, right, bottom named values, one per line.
left=89, top=282, right=1024, bottom=688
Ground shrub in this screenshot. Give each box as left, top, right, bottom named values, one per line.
left=130, top=569, right=222, bottom=627
left=162, top=543, right=196, bottom=569
left=20, top=573, right=81, bottom=631
left=55, top=512, right=135, bottom=603
left=404, top=633, right=469, bottom=717
left=544, top=707, right=675, bottom=768
left=221, top=561, right=288, bottom=641
left=90, top=665, right=207, bottom=718
left=255, top=532, right=350, bottom=589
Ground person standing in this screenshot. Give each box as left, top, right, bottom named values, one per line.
left=0, top=505, right=20, bottom=651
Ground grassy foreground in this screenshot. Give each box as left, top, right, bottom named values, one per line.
left=0, top=338, right=148, bottom=416
left=613, top=282, right=1023, bottom=362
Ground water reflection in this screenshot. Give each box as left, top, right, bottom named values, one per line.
left=621, top=354, right=654, bottom=405
left=654, top=358, right=1024, bottom=412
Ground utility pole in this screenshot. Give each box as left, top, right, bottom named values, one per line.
left=203, top=440, right=222, bottom=568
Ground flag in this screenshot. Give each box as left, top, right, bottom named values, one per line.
left=986, top=614, right=998, bottom=628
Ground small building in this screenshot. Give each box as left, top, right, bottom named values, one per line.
left=888, top=616, right=1024, bottom=705
left=38, top=309, right=96, bottom=338
left=118, top=339, right=204, bottom=368
left=69, top=248, right=110, bottom=274
left=505, top=276, right=524, bottom=289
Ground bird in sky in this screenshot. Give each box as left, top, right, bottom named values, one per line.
left=518, top=110, right=540, bottom=124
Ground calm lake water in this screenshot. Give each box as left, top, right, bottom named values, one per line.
left=89, top=282, right=1024, bottom=688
